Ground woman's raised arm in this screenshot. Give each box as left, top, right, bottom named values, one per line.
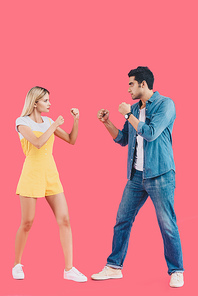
left=54, top=108, right=79, bottom=145
left=18, top=116, right=64, bottom=149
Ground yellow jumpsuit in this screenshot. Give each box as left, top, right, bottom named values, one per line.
left=16, top=116, right=63, bottom=198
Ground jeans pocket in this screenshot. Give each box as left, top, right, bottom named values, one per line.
left=165, top=170, right=175, bottom=188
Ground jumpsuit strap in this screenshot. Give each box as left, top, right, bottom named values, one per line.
left=48, top=118, right=52, bottom=126
left=28, top=120, right=32, bottom=130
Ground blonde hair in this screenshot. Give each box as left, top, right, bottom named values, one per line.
left=21, top=86, right=50, bottom=117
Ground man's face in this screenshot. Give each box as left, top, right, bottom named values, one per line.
left=128, top=76, right=143, bottom=100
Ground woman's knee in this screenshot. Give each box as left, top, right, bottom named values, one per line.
left=21, top=219, right=34, bottom=232
left=57, top=215, right=70, bottom=228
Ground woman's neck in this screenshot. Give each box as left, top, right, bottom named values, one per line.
left=29, top=110, right=43, bottom=123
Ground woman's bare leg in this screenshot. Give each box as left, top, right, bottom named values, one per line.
left=14, top=196, right=37, bottom=266
left=45, top=192, right=73, bottom=271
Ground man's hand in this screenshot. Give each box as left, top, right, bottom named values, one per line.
left=97, top=109, right=109, bottom=123
left=70, top=108, right=79, bottom=119
left=118, top=102, right=131, bottom=116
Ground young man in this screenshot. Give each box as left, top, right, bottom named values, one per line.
left=91, top=66, right=184, bottom=287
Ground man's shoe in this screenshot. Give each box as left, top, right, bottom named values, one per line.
left=91, top=266, right=123, bottom=280
left=64, top=267, right=87, bottom=282
left=12, top=264, right=25, bottom=280
left=169, top=272, right=184, bottom=287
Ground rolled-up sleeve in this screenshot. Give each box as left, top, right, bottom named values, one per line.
left=137, top=99, right=176, bottom=142
left=113, top=120, right=129, bottom=146
left=16, top=117, right=30, bottom=132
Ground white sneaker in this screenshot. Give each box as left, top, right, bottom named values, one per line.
left=64, top=267, right=87, bottom=282
left=169, top=272, right=184, bottom=287
left=91, top=266, right=123, bottom=280
left=12, top=264, right=25, bottom=280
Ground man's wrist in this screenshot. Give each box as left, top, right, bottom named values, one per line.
left=103, top=118, right=110, bottom=125
left=124, top=112, right=132, bottom=120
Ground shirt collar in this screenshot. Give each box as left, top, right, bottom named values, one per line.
left=138, top=91, right=159, bottom=107
left=147, top=91, right=159, bottom=103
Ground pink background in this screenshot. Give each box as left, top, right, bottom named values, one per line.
left=1, top=0, right=197, bottom=295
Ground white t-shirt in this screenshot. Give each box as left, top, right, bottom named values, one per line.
left=15, top=116, right=54, bottom=140
left=133, top=107, right=145, bottom=171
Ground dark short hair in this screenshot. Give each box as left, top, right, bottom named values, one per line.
left=128, top=66, right=154, bottom=90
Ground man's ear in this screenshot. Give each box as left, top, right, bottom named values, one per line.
left=141, top=80, right=147, bottom=88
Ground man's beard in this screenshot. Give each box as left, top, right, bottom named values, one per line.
left=132, top=93, right=142, bottom=100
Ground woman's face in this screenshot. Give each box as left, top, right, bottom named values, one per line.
left=35, top=93, right=51, bottom=113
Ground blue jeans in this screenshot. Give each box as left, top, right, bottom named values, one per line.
left=106, top=169, right=184, bottom=275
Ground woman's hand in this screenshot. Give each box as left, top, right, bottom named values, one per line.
left=70, top=108, right=79, bottom=119
left=55, top=115, right=64, bottom=127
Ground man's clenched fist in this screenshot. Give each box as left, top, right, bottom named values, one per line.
left=118, top=102, right=131, bottom=116
left=97, top=109, right=109, bottom=122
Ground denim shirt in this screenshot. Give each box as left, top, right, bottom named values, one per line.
left=114, top=91, right=176, bottom=179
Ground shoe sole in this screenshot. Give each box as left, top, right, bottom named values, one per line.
left=64, top=277, right=87, bottom=282
left=12, top=275, right=25, bottom=280
left=91, top=275, right=123, bottom=280
left=170, top=282, right=184, bottom=288
left=64, top=275, right=87, bottom=282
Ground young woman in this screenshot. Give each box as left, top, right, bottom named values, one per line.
left=13, top=86, right=87, bottom=282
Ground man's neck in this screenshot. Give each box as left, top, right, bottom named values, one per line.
left=140, top=90, right=154, bottom=108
